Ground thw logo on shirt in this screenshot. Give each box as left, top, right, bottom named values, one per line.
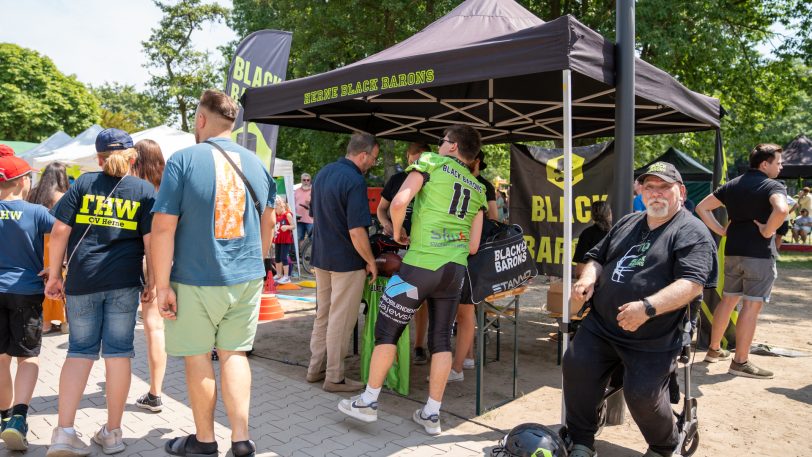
left=0, top=210, right=23, bottom=220
left=77, top=195, right=141, bottom=230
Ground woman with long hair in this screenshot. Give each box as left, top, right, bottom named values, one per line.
left=132, top=139, right=165, bottom=190
left=131, top=139, right=167, bottom=414
left=44, top=129, right=156, bottom=455
left=27, top=162, right=71, bottom=333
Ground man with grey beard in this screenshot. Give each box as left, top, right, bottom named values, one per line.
left=564, top=162, right=717, bottom=457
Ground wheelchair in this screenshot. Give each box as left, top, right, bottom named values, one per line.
left=539, top=297, right=702, bottom=457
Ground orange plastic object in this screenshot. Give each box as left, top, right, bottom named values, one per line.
left=259, top=294, right=284, bottom=321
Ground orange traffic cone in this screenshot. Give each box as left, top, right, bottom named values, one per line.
left=259, top=271, right=284, bottom=321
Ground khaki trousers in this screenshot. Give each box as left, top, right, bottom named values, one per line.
left=308, top=267, right=366, bottom=383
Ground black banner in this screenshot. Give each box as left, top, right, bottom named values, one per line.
left=510, top=142, right=615, bottom=277
left=226, top=30, right=293, bottom=170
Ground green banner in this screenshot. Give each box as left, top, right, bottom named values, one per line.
left=360, top=276, right=411, bottom=396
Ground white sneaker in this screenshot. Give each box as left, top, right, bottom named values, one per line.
left=92, top=425, right=125, bottom=455
left=273, top=274, right=281, bottom=280
left=463, top=358, right=475, bottom=370
left=412, top=409, right=442, bottom=435
left=278, top=276, right=291, bottom=284
left=447, top=369, right=464, bottom=382
left=338, top=395, right=379, bottom=423
left=47, top=427, right=91, bottom=457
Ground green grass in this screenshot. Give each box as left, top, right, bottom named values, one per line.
left=777, top=251, right=812, bottom=269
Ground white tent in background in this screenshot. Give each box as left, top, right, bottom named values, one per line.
left=33, top=125, right=195, bottom=172
left=29, top=126, right=102, bottom=169
left=21, top=131, right=73, bottom=165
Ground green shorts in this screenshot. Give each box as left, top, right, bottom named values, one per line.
left=165, top=279, right=263, bottom=356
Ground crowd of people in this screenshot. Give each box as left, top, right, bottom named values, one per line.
left=0, top=84, right=795, bottom=457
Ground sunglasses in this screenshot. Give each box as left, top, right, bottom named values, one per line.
left=438, top=138, right=455, bottom=147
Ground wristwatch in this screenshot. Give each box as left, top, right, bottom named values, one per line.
left=642, top=297, right=656, bottom=318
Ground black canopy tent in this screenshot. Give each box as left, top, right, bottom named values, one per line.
left=636, top=147, right=714, bottom=204
left=779, top=134, right=812, bottom=179
left=241, top=0, right=723, bottom=418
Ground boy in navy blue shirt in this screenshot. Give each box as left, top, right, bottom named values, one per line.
left=0, top=147, right=55, bottom=451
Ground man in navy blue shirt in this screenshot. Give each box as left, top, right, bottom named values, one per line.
left=306, top=132, right=378, bottom=392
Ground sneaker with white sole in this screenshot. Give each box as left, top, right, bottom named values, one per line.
left=278, top=276, right=291, bottom=284
left=704, top=347, right=732, bottom=363
left=1, top=414, right=29, bottom=451
left=135, top=392, right=163, bottom=412
left=569, top=444, right=597, bottom=457
left=729, top=360, right=774, bottom=379
left=447, top=369, right=464, bottom=382
left=47, top=427, right=91, bottom=457
left=463, top=358, right=475, bottom=370
left=412, top=409, right=441, bottom=435
left=338, top=395, right=379, bottom=423
left=92, top=425, right=125, bottom=455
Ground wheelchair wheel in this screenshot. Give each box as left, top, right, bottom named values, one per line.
left=680, top=427, right=699, bottom=456
left=300, top=238, right=314, bottom=275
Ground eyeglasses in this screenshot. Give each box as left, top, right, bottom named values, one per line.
left=302, top=179, right=311, bottom=182
left=438, top=138, right=455, bottom=147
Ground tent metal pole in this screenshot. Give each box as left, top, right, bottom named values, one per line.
left=561, top=69, right=573, bottom=425
left=613, top=0, right=635, bottom=219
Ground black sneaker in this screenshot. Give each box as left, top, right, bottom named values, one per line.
left=414, top=347, right=428, bottom=365
left=135, top=393, right=163, bottom=412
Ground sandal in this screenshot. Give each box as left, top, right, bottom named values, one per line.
left=164, top=435, right=218, bottom=457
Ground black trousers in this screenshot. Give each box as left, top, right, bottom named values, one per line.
left=562, top=327, right=679, bottom=455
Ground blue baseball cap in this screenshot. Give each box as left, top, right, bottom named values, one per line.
left=95, top=128, right=133, bottom=152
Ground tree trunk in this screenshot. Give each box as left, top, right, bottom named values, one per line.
left=381, top=139, right=397, bottom=182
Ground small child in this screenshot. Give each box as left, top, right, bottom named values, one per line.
left=0, top=148, right=55, bottom=451
left=273, top=196, right=295, bottom=284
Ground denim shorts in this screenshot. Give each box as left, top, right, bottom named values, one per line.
left=65, top=287, right=141, bottom=359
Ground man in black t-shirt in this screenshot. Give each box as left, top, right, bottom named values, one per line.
left=696, top=143, right=787, bottom=379
left=565, top=162, right=717, bottom=457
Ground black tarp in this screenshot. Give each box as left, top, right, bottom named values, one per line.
left=242, top=0, right=721, bottom=143
left=779, top=134, right=812, bottom=179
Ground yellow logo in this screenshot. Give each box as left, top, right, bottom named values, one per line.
left=647, top=162, right=668, bottom=173
left=546, top=153, right=585, bottom=190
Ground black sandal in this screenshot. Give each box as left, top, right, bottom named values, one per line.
left=164, top=435, right=218, bottom=457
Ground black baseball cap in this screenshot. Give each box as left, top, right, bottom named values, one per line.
left=637, top=161, right=682, bottom=184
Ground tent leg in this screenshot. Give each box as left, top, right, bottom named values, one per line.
left=561, top=69, right=573, bottom=425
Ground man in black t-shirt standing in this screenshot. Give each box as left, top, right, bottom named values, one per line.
left=696, top=143, right=788, bottom=379
left=565, top=162, right=717, bottom=457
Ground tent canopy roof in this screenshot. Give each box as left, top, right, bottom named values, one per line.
left=635, top=146, right=712, bottom=181
left=779, top=133, right=812, bottom=179
left=243, top=0, right=721, bottom=144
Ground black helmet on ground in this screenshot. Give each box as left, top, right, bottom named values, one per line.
left=492, top=423, right=568, bottom=457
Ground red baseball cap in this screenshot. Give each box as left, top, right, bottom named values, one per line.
left=0, top=155, right=33, bottom=182
left=0, top=144, right=14, bottom=157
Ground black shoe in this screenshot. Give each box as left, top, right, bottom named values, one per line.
left=414, top=347, right=428, bottom=365
left=135, top=392, right=163, bottom=412
left=211, top=349, right=219, bottom=361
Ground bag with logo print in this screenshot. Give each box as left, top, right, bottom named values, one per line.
left=463, top=221, right=537, bottom=304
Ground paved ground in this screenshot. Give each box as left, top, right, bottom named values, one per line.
left=2, top=321, right=502, bottom=457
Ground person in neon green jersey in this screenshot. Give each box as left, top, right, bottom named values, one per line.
left=338, top=125, right=485, bottom=435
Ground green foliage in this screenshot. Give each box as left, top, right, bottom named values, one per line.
left=228, top=0, right=812, bottom=180
left=91, top=83, right=168, bottom=132
left=0, top=43, right=99, bottom=142
left=143, top=0, right=229, bottom=132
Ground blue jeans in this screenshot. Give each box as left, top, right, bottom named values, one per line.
left=65, top=287, right=141, bottom=360
left=298, top=222, right=313, bottom=242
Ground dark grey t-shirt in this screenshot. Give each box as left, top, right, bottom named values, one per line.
left=713, top=169, right=786, bottom=258
left=583, top=209, right=717, bottom=352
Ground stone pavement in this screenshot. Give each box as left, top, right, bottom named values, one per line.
left=2, top=321, right=502, bottom=456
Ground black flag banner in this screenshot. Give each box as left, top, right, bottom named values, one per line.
left=226, top=30, right=293, bottom=170
left=510, top=142, right=615, bottom=277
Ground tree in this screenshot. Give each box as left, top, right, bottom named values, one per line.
left=91, top=83, right=168, bottom=132
left=142, top=0, right=229, bottom=132
left=0, top=43, right=99, bottom=142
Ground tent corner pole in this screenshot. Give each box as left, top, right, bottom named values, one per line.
left=561, top=69, right=573, bottom=425
left=612, top=0, right=635, bottom=219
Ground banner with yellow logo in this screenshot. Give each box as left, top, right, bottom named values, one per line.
left=510, top=142, right=615, bottom=277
